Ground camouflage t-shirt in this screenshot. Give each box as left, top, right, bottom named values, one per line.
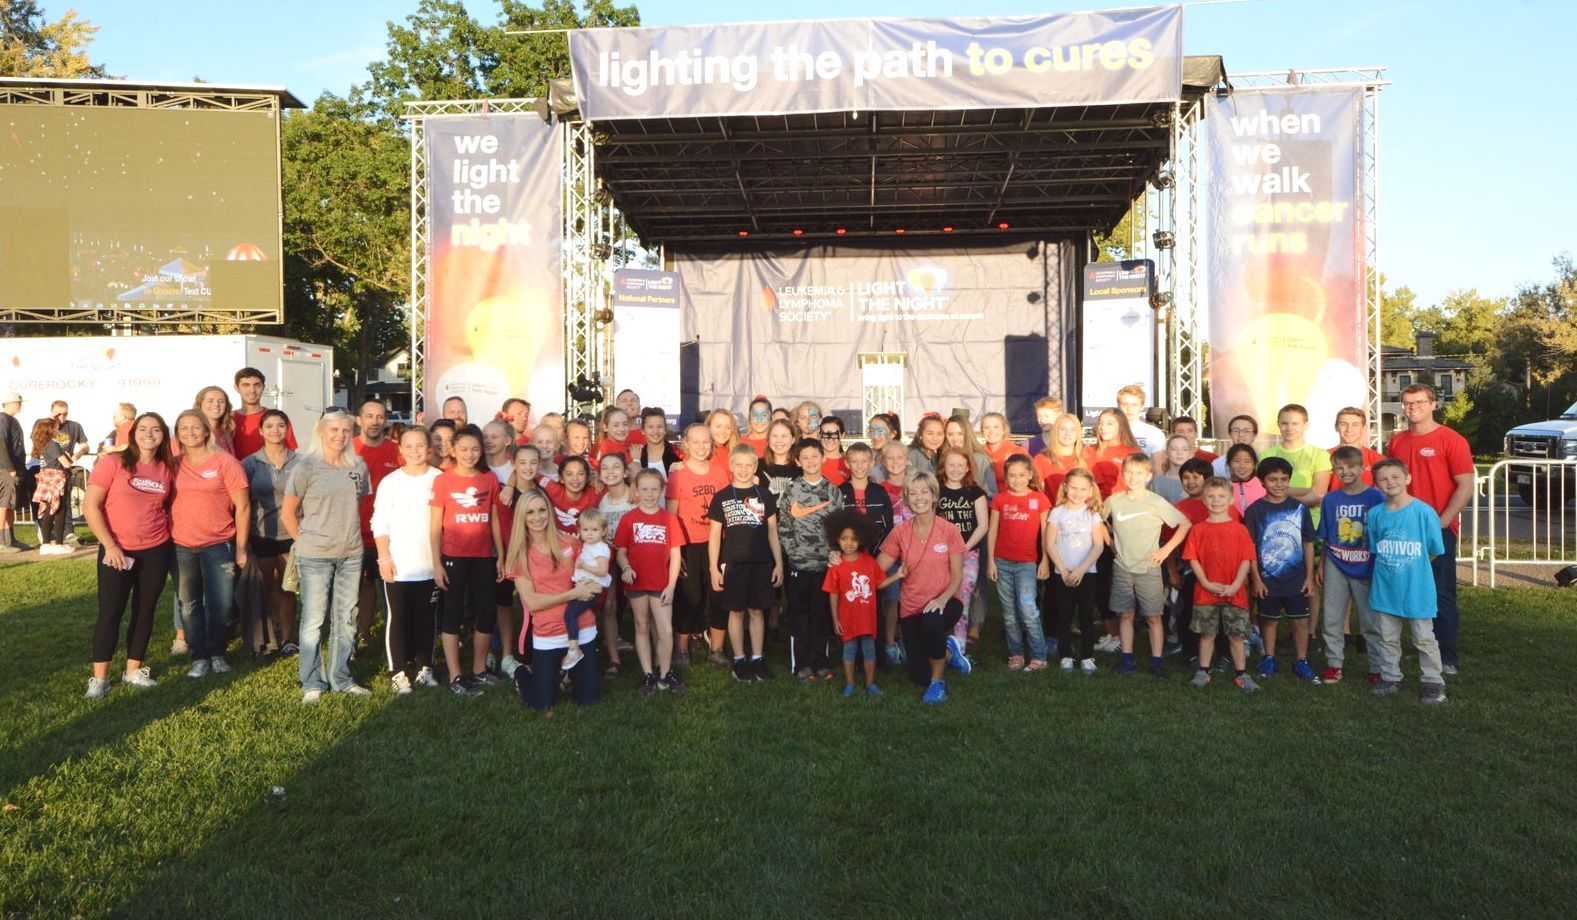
left=777, top=476, right=845, bottom=572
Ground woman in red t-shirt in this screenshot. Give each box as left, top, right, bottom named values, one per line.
left=193, top=385, right=236, bottom=456
left=507, top=489, right=600, bottom=710
left=429, top=425, right=504, bottom=695
left=876, top=471, right=965, bottom=701
left=665, top=423, right=731, bottom=662
left=545, top=455, right=601, bottom=535
left=171, top=409, right=251, bottom=677
left=82, top=412, right=176, bottom=698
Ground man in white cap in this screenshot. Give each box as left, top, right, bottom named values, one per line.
left=0, top=392, right=25, bottom=552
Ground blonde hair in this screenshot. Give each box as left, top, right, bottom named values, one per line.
left=706, top=408, right=742, bottom=455
left=1056, top=467, right=1105, bottom=515
left=307, top=409, right=356, bottom=462
left=904, top=470, right=940, bottom=502
left=505, top=488, right=564, bottom=576
left=1043, top=413, right=1087, bottom=462
left=193, top=385, right=234, bottom=441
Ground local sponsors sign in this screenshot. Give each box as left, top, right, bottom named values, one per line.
left=1080, top=260, right=1154, bottom=421
left=569, top=7, right=1184, bottom=120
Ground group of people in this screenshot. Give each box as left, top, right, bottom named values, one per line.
left=70, top=369, right=1474, bottom=709
left=0, top=393, right=94, bottom=556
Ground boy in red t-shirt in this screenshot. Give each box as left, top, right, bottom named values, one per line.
left=823, top=509, right=902, bottom=696
left=1332, top=407, right=1384, bottom=485
left=1181, top=477, right=1259, bottom=692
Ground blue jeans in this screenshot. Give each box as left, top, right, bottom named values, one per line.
left=1431, top=529, right=1459, bottom=666
left=995, top=559, right=1047, bottom=660
left=518, top=640, right=600, bottom=710
left=175, top=541, right=237, bottom=661
left=297, top=554, right=361, bottom=692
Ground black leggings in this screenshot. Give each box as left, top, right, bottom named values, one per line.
left=37, top=502, right=70, bottom=544
left=1055, top=574, right=1099, bottom=660
left=674, top=542, right=715, bottom=635
left=899, top=598, right=965, bottom=687
left=384, top=579, right=437, bottom=676
left=93, top=542, right=173, bottom=664
left=439, top=556, right=497, bottom=636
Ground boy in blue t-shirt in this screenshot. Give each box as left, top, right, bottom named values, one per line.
left=1315, top=446, right=1385, bottom=685
left=1244, top=456, right=1317, bottom=681
left=1365, top=458, right=1447, bottom=703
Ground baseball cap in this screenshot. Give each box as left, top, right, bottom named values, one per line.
left=1, top=392, right=21, bottom=405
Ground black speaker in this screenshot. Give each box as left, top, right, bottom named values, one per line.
left=1003, top=333, right=1049, bottom=434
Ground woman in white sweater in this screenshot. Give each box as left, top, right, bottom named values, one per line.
left=372, top=427, right=443, bottom=694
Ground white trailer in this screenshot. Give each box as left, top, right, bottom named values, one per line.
left=0, top=334, right=333, bottom=455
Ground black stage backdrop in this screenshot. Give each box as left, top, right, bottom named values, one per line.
left=675, top=239, right=1076, bottom=433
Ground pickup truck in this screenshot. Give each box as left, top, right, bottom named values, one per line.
left=1503, top=399, right=1577, bottom=505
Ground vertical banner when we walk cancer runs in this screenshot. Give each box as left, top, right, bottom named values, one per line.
left=424, top=115, right=563, bottom=416
left=1205, top=87, right=1366, bottom=448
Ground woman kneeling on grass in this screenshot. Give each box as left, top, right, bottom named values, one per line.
left=876, top=471, right=969, bottom=704
left=509, top=489, right=603, bottom=711
left=83, top=413, right=176, bottom=698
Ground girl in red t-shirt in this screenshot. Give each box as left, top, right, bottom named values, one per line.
left=665, top=423, right=731, bottom=661
left=592, top=406, right=631, bottom=467
left=170, top=409, right=250, bottom=676
left=1033, top=412, right=1095, bottom=503
left=545, top=455, right=601, bottom=536
left=428, top=426, right=503, bottom=695
left=979, top=411, right=1028, bottom=489
left=1090, top=409, right=1141, bottom=500
left=741, top=396, right=772, bottom=457
left=616, top=468, right=686, bottom=691
left=822, top=509, right=900, bottom=697
left=987, top=455, right=1052, bottom=670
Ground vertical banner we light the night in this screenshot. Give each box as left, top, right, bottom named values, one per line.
left=424, top=115, right=563, bottom=417
left=1205, top=87, right=1365, bottom=448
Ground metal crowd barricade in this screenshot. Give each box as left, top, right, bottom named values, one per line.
left=1481, top=458, right=1577, bottom=589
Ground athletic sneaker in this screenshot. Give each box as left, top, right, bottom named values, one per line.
left=1190, top=670, right=1211, bottom=688
left=1370, top=680, right=1399, bottom=696
left=752, top=658, right=773, bottom=682
left=658, top=671, right=688, bottom=694
left=561, top=646, right=585, bottom=671
left=340, top=684, right=372, bottom=696
left=1094, top=634, right=1121, bottom=654
left=170, top=638, right=189, bottom=656
left=279, top=642, right=299, bottom=657
left=499, top=655, right=520, bottom=679
left=302, top=689, right=323, bottom=705
left=1149, top=661, right=1168, bottom=680
left=1059, top=657, right=1075, bottom=673
left=1442, top=664, right=1459, bottom=676
left=731, top=659, right=752, bottom=682
left=842, top=683, right=857, bottom=698
left=945, top=636, right=972, bottom=675
left=1162, top=640, right=1182, bottom=657
left=1292, top=659, right=1319, bottom=683
left=1420, top=683, right=1448, bottom=705
left=187, top=658, right=210, bottom=679
left=391, top=672, right=412, bottom=695
left=640, top=672, right=658, bottom=696
left=1006, top=655, right=1026, bottom=672
left=85, top=676, right=112, bottom=699
left=472, top=670, right=507, bottom=687
left=1233, top=674, right=1261, bottom=693
left=1080, top=658, right=1098, bottom=675
left=886, top=643, right=906, bottom=665
left=1321, top=667, right=1344, bottom=684
left=866, top=683, right=883, bottom=696
left=707, top=649, right=731, bottom=667
left=414, top=666, right=439, bottom=688
left=816, top=668, right=836, bottom=681
left=1112, top=660, right=1136, bottom=676
left=1257, top=656, right=1278, bottom=678
left=1025, top=659, right=1049, bottom=672
left=1245, top=629, right=1265, bottom=658
left=122, top=666, right=156, bottom=688
left=672, top=651, right=690, bottom=672
left=922, top=679, right=947, bottom=705
left=448, top=677, right=481, bottom=697
left=795, top=667, right=814, bottom=681
left=209, top=656, right=231, bottom=674
left=617, top=638, right=635, bottom=654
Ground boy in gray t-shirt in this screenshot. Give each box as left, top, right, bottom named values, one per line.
left=1102, top=453, right=1189, bottom=678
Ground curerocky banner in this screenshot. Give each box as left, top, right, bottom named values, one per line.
left=569, top=7, right=1183, bottom=120
left=1205, top=87, right=1365, bottom=448
left=675, top=240, right=1073, bottom=431
left=423, top=115, right=562, bottom=417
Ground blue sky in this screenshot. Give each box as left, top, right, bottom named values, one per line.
left=62, top=0, right=1574, bottom=308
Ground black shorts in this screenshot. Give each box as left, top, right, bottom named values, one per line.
left=251, top=535, right=293, bottom=559
left=720, top=561, right=775, bottom=613
left=440, top=555, right=499, bottom=635
left=1258, top=594, right=1311, bottom=620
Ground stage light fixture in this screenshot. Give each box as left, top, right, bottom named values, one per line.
left=738, top=230, right=750, bottom=237
left=1150, top=291, right=1173, bottom=310
left=835, top=228, right=847, bottom=236
left=1152, top=230, right=1175, bottom=250
left=895, top=228, right=906, bottom=235
left=1150, top=169, right=1174, bottom=190
left=792, top=228, right=804, bottom=236
left=591, top=242, right=613, bottom=260
left=998, top=221, right=1011, bottom=231
left=593, top=307, right=614, bottom=326
left=942, top=225, right=954, bottom=233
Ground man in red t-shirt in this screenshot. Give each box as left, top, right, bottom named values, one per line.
left=502, top=397, right=533, bottom=445
left=231, top=367, right=298, bottom=460
left=1384, top=384, right=1474, bottom=672
left=1331, top=406, right=1385, bottom=485
left=353, top=399, right=401, bottom=644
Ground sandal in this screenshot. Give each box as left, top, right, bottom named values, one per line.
left=1006, top=655, right=1025, bottom=672
left=603, top=661, right=620, bottom=679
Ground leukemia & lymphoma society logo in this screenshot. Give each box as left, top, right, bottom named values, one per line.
left=764, top=262, right=975, bottom=325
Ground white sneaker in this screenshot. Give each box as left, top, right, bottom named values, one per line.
left=209, top=656, right=231, bottom=674
left=1094, top=635, right=1120, bottom=654
left=187, top=658, right=210, bottom=679
left=85, top=676, right=112, bottom=699
left=1080, top=658, right=1098, bottom=675
left=302, top=688, right=323, bottom=705
left=122, top=666, right=157, bottom=688
left=1059, top=657, right=1076, bottom=673
left=499, top=655, right=519, bottom=678
left=339, top=684, right=372, bottom=696
left=561, top=646, right=584, bottom=671
left=414, top=666, right=439, bottom=688
left=170, top=638, right=189, bottom=656
left=391, top=672, right=412, bottom=695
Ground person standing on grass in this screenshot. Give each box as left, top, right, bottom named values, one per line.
left=1046, top=468, right=1109, bottom=676
left=987, top=454, right=1053, bottom=672
left=1117, top=384, right=1168, bottom=456
left=508, top=489, right=602, bottom=711
left=0, top=392, right=26, bottom=553
left=666, top=423, right=730, bottom=669
left=1225, top=444, right=1266, bottom=517
left=373, top=426, right=442, bottom=695
left=1315, top=446, right=1385, bottom=686
left=978, top=411, right=1027, bottom=489
left=558, top=510, right=613, bottom=673
left=1181, top=477, right=1260, bottom=692
left=1168, top=416, right=1217, bottom=463
left=1244, top=456, right=1318, bottom=683
left=596, top=453, right=636, bottom=675
left=242, top=410, right=300, bottom=654
left=1365, top=458, right=1448, bottom=704
left=614, top=389, right=644, bottom=450
left=353, top=400, right=401, bottom=655
left=170, top=409, right=250, bottom=678
left=1024, top=396, right=1066, bottom=457
left=779, top=436, right=844, bottom=681
left=629, top=407, right=681, bottom=482
left=592, top=407, right=632, bottom=467
left=1261, top=404, right=1332, bottom=518
left=1103, top=453, right=1191, bottom=679
left=907, top=413, right=946, bottom=476
left=1384, top=383, right=1474, bottom=676
left=29, top=418, right=73, bottom=555
left=823, top=509, right=900, bottom=697
left=934, top=447, right=985, bottom=660
left=429, top=425, right=506, bottom=697
left=865, top=415, right=895, bottom=483
left=876, top=472, right=968, bottom=703
left=442, top=396, right=469, bottom=427
left=741, top=396, right=773, bottom=457
left=1032, top=412, right=1092, bottom=508
left=545, top=455, right=600, bottom=537
left=192, top=386, right=237, bottom=456
left=501, top=397, right=533, bottom=446
left=232, top=368, right=297, bottom=460
left=616, top=468, right=686, bottom=694
left=758, top=419, right=801, bottom=500
left=942, top=415, right=997, bottom=497
left=708, top=443, right=785, bottom=682
left=82, top=413, right=176, bottom=699
left=281, top=409, right=372, bottom=704
left=1332, top=407, right=1384, bottom=485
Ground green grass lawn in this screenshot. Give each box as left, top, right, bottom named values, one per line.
left=2, top=557, right=1575, bottom=919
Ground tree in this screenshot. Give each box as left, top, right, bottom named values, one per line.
left=0, top=0, right=105, bottom=77
left=1091, top=201, right=1146, bottom=263
left=1377, top=274, right=1416, bottom=348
